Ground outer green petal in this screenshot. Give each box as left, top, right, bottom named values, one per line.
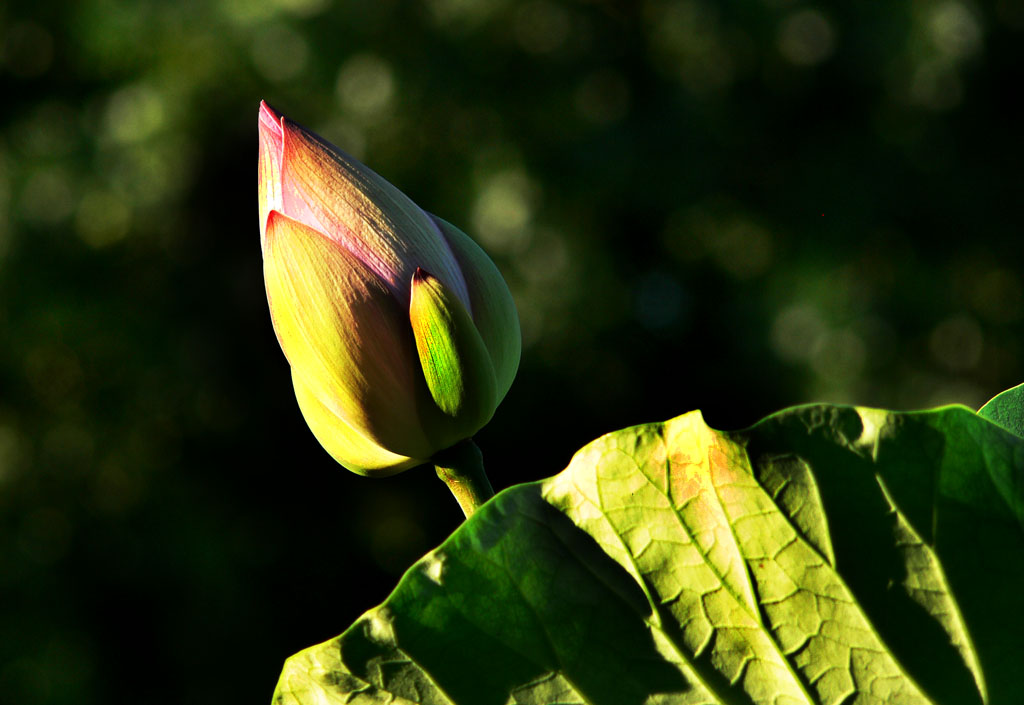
left=410, top=268, right=497, bottom=443
left=263, top=210, right=433, bottom=459
left=429, top=215, right=521, bottom=402
left=291, top=369, right=424, bottom=477
left=279, top=117, right=469, bottom=307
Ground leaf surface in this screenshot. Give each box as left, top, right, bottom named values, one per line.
left=273, top=403, right=1024, bottom=705
left=978, top=382, right=1024, bottom=437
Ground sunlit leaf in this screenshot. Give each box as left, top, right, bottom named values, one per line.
left=274, top=401, right=1024, bottom=705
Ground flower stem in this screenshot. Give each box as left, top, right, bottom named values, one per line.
left=433, top=440, right=494, bottom=518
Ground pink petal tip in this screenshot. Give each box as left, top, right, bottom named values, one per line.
left=259, top=100, right=284, bottom=140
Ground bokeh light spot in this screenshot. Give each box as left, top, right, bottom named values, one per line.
left=777, top=9, right=836, bottom=66
left=709, top=220, right=774, bottom=279
left=971, top=268, right=1023, bottom=324
left=103, top=83, right=167, bottom=144
left=425, top=0, right=504, bottom=32
left=811, top=328, right=867, bottom=382
left=929, top=314, right=983, bottom=371
left=514, top=226, right=569, bottom=286
left=772, top=304, right=827, bottom=364
left=76, top=190, right=132, bottom=248
left=336, top=54, right=396, bottom=117
left=645, top=0, right=736, bottom=93
left=274, top=0, right=329, bottom=16
left=513, top=0, right=571, bottom=54
left=250, top=23, right=309, bottom=82
left=471, top=170, right=536, bottom=254
left=682, top=207, right=775, bottom=279
left=909, top=60, right=963, bottom=110
left=221, top=0, right=327, bottom=24
left=103, top=137, right=196, bottom=206
left=19, top=167, right=76, bottom=226
left=929, top=1, right=983, bottom=59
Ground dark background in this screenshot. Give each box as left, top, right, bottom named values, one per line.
left=2, top=0, right=1022, bottom=702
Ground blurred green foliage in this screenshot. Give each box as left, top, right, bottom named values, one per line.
left=1, top=0, right=1022, bottom=703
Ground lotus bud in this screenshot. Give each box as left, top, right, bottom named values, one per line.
left=258, top=101, right=520, bottom=477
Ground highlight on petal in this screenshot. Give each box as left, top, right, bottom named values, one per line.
left=430, top=215, right=521, bottom=402
left=258, top=101, right=285, bottom=250
left=263, top=210, right=434, bottom=459
left=291, top=369, right=424, bottom=477
left=279, top=118, right=469, bottom=306
left=410, top=268, right=497, bottom=440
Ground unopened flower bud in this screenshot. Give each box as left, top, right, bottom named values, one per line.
left=258, top=101, right=520, bottom=476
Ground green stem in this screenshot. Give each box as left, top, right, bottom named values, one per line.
left=433, top=439, right=494, bottom=518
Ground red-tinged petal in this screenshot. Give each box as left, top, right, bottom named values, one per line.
left=258, top=101, right=285, bottom=251
left=430, top=215, right=521, bottom=402
left=409, top=268, right=497, bottom=444
left=263, top=210, right=434, bottom=459
left=291, top=369, right=424, bottom=476
left=278, top=117, right=469, bottom=307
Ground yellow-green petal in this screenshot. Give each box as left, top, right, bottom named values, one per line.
left=263, top=210, right=433, bottom=459
left=291, top=369, right=424, bottom=477
left=409, top=268, right=497, bottom=440
left=429, top=215, right=521, bottom=402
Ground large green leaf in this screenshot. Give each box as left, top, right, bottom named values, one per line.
left=979, top=382, right=1024, bottom=437
left=273, top=403, right=1024, bottom=705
